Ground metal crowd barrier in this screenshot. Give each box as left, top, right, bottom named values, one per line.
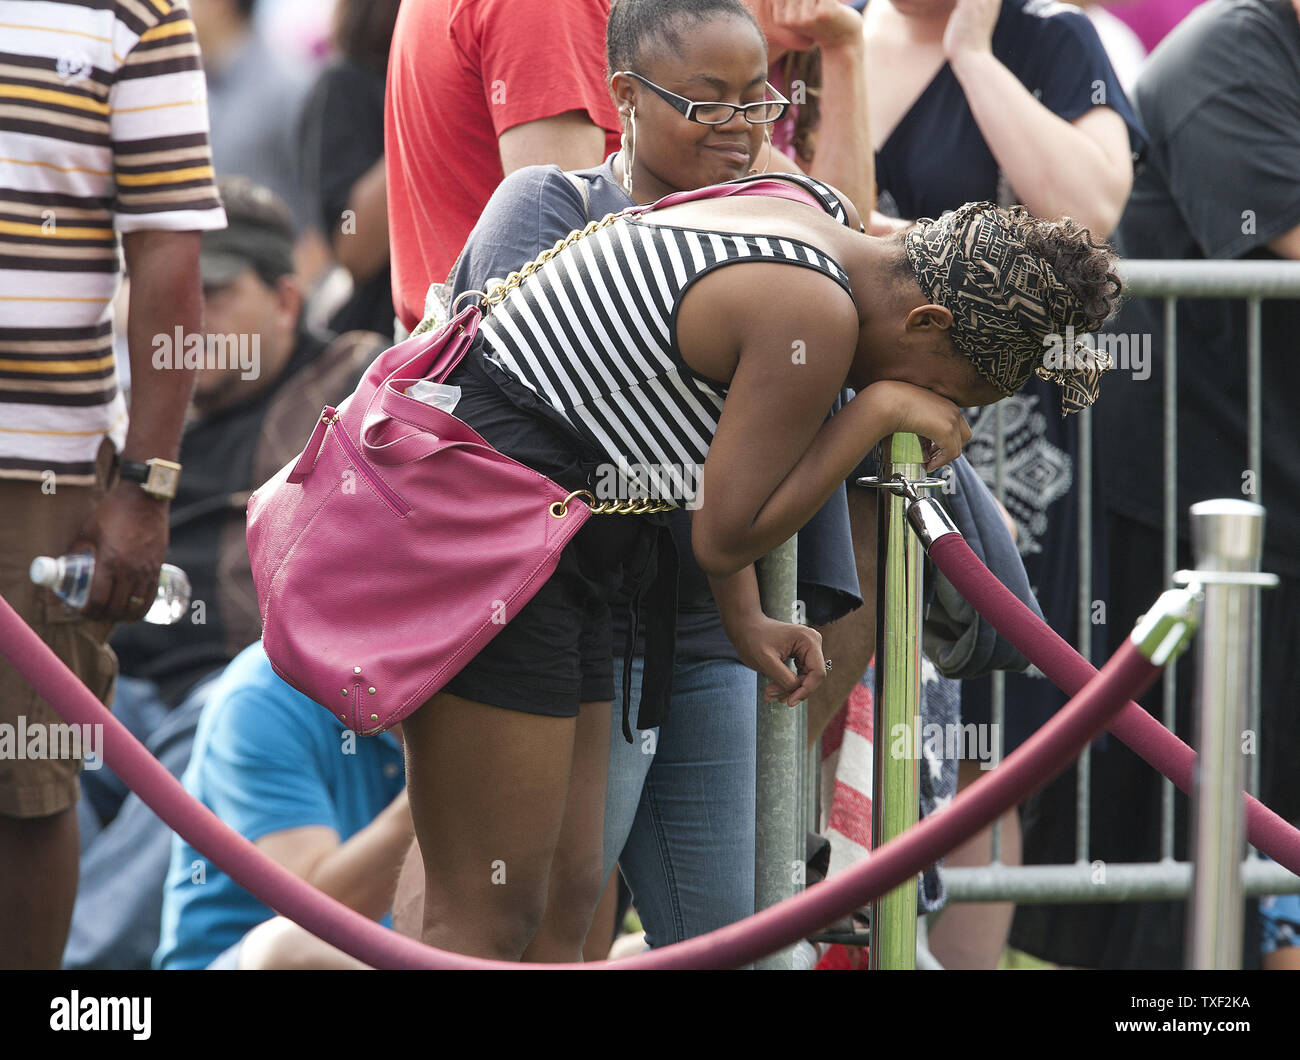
left=752, top=260, right=1300, bottom=970
left=755, top=536, right=802, bottom=970
left=943, top=260, right=1300, bottom=950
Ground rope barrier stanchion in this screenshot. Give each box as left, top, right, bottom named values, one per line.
left=858, top=434, right=942, bottom=968
left=623, top=593, right=1185, bottom=968
left=868, top=433, right=925, bottom=969
left=0, top=577, right=1194, bottom=969
left=1184, top=500, right=1274, bottom=969
left=914, top=498, right=1300, bottom=879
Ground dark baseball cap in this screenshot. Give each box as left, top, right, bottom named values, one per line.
left=201, top=176, right=296, bottom=289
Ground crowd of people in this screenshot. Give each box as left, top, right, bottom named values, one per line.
left=1, top=0, right=1297, bottom=972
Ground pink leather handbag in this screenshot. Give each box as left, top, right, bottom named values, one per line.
left=246, top=304, right=592, bottom=734
left=246, top=174, right=834, bottom=735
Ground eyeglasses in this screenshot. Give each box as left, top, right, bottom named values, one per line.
left=614, top=70, right=790, bottom=125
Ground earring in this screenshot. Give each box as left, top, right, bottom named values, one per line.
left=620, top=107, right=636, bottom=198
left=748, top=127, right=773, bottom=176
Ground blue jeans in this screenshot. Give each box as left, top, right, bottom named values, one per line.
left=604, top=654, right=755, bottom=948
left=78, top=674, right=172, bottom=846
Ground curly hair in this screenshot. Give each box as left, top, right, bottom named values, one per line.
left=902, top=201, right=1125, bottom=412
left=1004, top=209, right=1124, bottom=331
left=778, top=49, right=821, bottom=166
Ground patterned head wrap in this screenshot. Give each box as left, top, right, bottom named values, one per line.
left=903, top=202, right=1112, bottom=416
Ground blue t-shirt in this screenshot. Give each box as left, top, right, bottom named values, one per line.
left=154, top=643, right=405, bottom=969
left=449, top=156, right=863, bottom=662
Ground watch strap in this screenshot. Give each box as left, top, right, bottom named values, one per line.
left=119, top=460, right=152, bottom=483
left=118, top=457, right=181, bottom=499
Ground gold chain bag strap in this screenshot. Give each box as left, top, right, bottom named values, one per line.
left=466, top=213, right=676, bottom=518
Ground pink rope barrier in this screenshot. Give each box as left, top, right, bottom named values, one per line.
left=928, top=532, right=1300, bottom=877
left=1, top=592, right=1160, bottom=969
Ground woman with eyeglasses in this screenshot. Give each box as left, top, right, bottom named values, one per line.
left=424, top=0, right=869, bottom=962
left=389, top=0, right=1119, bottom=966
left=604, top=0, right=875, bottom=208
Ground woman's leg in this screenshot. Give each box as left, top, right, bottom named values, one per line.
left=521, top=697, right=612, bottom=962
left=618, top=657, right=757, bottom=947
left=401, top=690, right=579, bottom=961
left=583, top=867, right=622, bottom=961
left=926, top=757, right=1022, bottom=969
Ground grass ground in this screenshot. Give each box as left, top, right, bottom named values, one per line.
left=999, top=946, right=1061, bottom=969
left=615, top=907, right=1066, bottom=968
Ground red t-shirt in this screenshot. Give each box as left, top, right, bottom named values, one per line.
left=386, top=0, right=622, bottom=331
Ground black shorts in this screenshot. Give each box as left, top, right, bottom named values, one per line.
left=439, top=347, right=665, bottom=717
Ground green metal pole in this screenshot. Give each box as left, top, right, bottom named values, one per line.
left=754, top=534, right=801, bottom=969
left=869, top=433, right=924, bottom=969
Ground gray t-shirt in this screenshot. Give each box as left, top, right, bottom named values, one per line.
left=1098, top=0, right=1300, bottom=574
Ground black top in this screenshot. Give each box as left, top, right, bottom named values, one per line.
left=300, top=58, right=395, bottom=340
left=868, top=0, right=1144, bottom=222
left=861, top=0, right=1145, bottom=580
left=1097, top=0, right=1300, bottom=576
left=853, top=0, right=1147, bottom=744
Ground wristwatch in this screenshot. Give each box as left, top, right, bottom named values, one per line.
left=119, top=457, right=182, bottom=500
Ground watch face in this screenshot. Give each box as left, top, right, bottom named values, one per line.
left=145, top=460, right=180, bottom=498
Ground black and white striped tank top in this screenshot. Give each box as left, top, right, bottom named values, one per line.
left=477, top=172, right=857, bottom=504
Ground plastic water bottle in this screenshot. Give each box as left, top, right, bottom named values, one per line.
left=29, top=552, right=191, bottom=625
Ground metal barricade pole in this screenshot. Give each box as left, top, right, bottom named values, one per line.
left=869, top=433, right=926, bottom=969
left=1245, top=298, right=1264, bottom=813
left=991, top=403, right=1007, bottom=862
left=1161, top=296, right=1178, bottom=864
left=754, top=534, right=801, bottom=970
left=1181, top=500, right=1276, bottom=968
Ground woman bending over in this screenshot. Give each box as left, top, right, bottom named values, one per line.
left=401, top=176, right=1120, bottom=962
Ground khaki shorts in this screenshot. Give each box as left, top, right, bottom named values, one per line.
left=0, top=441, right=118, bottom=818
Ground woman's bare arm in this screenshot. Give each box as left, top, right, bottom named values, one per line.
left=945, top=0, right=1133, bottom=236
left=708, top=564, right=828, bottom=706
left=768, top=0, right=875, bottom=216
left=804, top=19, right=874, bottom=216
left=682, top=264, right=968, bottom=577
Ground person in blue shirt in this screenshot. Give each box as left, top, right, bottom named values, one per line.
left=1261, top=874, right=1300, bottom=971
left=155, top=641, right=408, bottom=970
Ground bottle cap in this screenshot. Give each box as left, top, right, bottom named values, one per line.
left=29, top=556, right=57, bottom=588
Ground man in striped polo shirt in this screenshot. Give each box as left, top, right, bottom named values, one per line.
left=0, top=0, right=225, bottom=968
